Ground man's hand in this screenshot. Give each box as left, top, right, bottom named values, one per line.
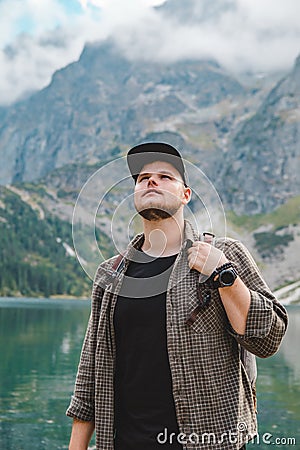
left=187, top=241, right=228, bottom=276
left=188, top=241, right=251, bottom=335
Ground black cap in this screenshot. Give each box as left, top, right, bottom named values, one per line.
left=127, top=142, right=187, bottom=185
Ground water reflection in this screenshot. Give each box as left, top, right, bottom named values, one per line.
left=0, top=298, right=91, bottom=450
left=248, top=305, right=300, bottom=448
left=279, top=306, right=300, bottom=382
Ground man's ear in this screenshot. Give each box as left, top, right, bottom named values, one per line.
left=183, top=186, right=192, bottom=205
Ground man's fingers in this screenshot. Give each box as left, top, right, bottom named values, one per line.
left=187, top=242, right=226, bottom=275
left=187, top=249, right=198, bottom=268
left=187, top=241, right=210, bottom=254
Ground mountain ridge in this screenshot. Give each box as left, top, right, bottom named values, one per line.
left=222, top=54, right=300, bottom=214
left=0, top=27, right=299, bottom=297
left=1, top=40, right=248, bottom=186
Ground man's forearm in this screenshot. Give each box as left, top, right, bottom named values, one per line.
left=69, top=418, right=95, bottom=450
left=219, top=276, right=251, bottom=335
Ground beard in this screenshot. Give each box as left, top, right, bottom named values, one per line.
left=136, top=202, right=182, bottom=221
left=134, top=190, right=183, bottom=222
left=138, top=208, right=173, bottom=221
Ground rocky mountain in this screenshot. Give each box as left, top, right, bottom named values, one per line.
left=0, top=18, right=299, bottom=297
left=222, top=55, right=300, bottom=215
left=2, top=36, right=297, bottom=217
left=0, top=0, right=298, bottom=218
left=0, top=40, right=247, bottom=186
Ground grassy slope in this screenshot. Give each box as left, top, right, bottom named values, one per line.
left=227, top=195, right=300, bottom=231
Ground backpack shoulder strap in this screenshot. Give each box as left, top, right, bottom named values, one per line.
left=201, top=231, right=216, bottom=245
left=112, top=253, right=124, bottom=272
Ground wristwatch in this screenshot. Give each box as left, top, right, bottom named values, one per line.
left=206, top=262, right=238, bottom=289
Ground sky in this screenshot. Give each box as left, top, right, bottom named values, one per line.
left=0, top=0, right=300, bottom=106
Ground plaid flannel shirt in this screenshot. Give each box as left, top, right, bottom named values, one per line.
left=66, top=220, right=288, bottom=449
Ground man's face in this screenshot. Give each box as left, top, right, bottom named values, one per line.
left=134, top=160, right=191, bottom=221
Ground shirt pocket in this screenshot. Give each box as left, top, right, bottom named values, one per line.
left=187, top=286, right=226, bottom=334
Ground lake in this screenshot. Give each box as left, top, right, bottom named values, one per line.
left=0, top=298, right=299, bottom=450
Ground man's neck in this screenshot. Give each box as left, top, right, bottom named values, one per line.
left=141, top=213, right=185, bottom=257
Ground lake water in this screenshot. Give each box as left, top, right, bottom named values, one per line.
left=0, top=298, right=299, bottom=450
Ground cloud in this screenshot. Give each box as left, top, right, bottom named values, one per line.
left=0, top=0, right=111, bottom=105
left=114, top=0, right=300, bottom=74
left=78, top=0, right=165, bottom=8
left=0, top=0, right=162, bottom=105
left=0, top=0, right=300, bottom=106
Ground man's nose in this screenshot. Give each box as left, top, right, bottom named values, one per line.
left=147, top=175, right=158, bottom=186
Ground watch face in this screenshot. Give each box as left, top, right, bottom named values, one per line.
left=219, top=269, right=236, bottom=286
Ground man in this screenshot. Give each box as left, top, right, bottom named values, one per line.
left=67, top=142, right=288, bottom=450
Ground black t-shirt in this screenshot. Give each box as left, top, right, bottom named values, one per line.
left=113, top=250, right=183, bottom=450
